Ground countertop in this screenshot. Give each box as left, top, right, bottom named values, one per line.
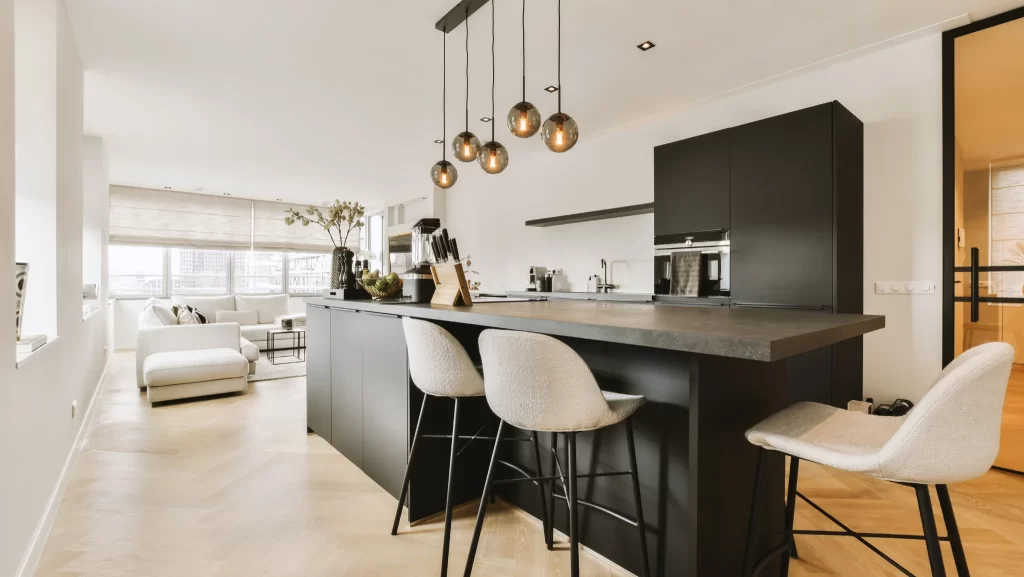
left=306, top=297, right=883, bottom=362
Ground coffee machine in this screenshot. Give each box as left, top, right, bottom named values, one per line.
left=399, top=218, right=440, bottom=302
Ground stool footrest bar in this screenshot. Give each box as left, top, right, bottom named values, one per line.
left=552, top=491, right=639, bottom=527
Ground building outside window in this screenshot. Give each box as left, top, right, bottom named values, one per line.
left=108, top=245, right=164, bottom=296
left=170, top=248, right=229, bottom=295
left=233, top=251, right=283, bottom=294
left=288, top=252, right=331, bottom=293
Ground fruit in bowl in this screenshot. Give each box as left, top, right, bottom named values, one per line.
left=359, top=270, right=403, bottom=300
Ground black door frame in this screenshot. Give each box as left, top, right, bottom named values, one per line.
left=942, top=5, right=1024, bottom=366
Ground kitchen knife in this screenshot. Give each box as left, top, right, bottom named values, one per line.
left=429, top=236, right=439, bottom=262
left=436, top=235, right=448, bottom=262
left=441, top=229, right=454, bottom=258
left=450, top=238, right=461, bottom=262
left=432, top=236, right=444, bottom=262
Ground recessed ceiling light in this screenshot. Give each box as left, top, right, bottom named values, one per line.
left=434, top=139, right=444, bottom=144
left=544, top=85, right=558, bottom=93
left=637, top=40, right=655, bottom=51
left=480, top=116, right=492, bottom=123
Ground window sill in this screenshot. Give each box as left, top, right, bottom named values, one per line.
left=16, top=335, right=59, bottom=369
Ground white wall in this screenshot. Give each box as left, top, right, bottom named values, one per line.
left=82, top=135, right=108, bottom=293
left=448, top=32, right=944, bottom=404
left=0, top=2, right=113, bottom=576
left=113, top=296, right=309, bottom=350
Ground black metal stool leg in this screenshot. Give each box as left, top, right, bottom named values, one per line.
left=625, top=418, right=651, bottom=577
left=392, top=395, right=428, bottom=535
left=548, top=432, right=558, bottom=550
left=743, top=448, right=767, bottom=577
left=936, top=485, right=970, bottom=577
left=915, top=484, right=947, bottom=577
left=439, top=398, right=461, bottom=577
left=464, top=420, right=506, bottom=577
left=567, top=432, right=580, bottom=577
left=780, top=456, right=800, bottom=577
left=531, top=432, right=552, bottom=550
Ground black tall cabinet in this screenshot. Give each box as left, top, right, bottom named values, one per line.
left=654, top=102, right=864, bottom=407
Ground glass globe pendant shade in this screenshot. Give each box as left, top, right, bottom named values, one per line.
left=507, top=101, right=541, bottom=138
left=452, top=131, right=481, bottom=162
left=477, top=141, right=509, bottom=174
left=430, top=160, right=458, bottom=189
left=542, top=112, right=579, bottom=153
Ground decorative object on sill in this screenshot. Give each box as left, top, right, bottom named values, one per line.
left=15, top=262, right=28, bottom=339
left=83, top=283, right=98, bottom=299
left=16, top=334, right=46, bottom=354
left=453, top=4, right=481, bottom=163
left=478, top=0, right=508, bottom=174
left=432, top=26, right=458, bottom=189
left=359, top=269, right=404, bottom=301
left=507, top=0, right=540, bottom=138
left=284, top=200, right=366, bottom=288
left=542, top=0, right=578, bottom=153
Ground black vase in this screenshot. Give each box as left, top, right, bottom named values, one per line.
left=330, top=247, right=345, bottom=290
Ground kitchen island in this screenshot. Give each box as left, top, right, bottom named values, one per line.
left=305, top=298, right=883, bottom=577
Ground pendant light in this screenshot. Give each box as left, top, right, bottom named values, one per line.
left=478, top=0, right=508, bottom=174
left=506, top=0, right=540, bottom=138
left=431, top=30, right=457, bottom=189
left=542, top=0, right=578, bottom=152
left=452, top=6, right=481, bottom=162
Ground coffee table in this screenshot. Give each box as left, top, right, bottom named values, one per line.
left=267, top=327, right=306, bottom=365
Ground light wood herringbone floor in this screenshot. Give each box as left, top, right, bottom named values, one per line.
left=31, top=352, right=1024, bottom=576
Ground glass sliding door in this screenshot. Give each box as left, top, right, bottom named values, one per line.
left=945, top=8, right=1024, bottom=475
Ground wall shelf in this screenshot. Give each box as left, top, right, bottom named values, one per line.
left=524, top=202, right=654, bottom=228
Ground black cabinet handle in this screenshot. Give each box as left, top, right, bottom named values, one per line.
left=732, top=302, right=832, bottom=311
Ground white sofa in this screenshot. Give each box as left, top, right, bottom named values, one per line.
left=135, top=294, right=305, bottom=389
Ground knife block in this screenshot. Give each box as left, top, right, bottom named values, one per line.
left=430, top=262, right=473, bottom=306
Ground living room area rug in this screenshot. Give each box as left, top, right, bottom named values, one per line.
left=249, top=352, right=306, bottom=382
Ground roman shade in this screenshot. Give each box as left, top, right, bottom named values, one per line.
left=109, top=186, right=253, bottom=250
left=252, top=200, right=340, bottom=252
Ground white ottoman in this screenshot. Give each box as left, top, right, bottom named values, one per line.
left=143, top=348, right=249, bottom=403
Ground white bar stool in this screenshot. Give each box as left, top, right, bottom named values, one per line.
left=464, top=329, right=651, bottom=577
left=742, top=342, right=1014, bottom=577
left=392, top=318, right=549, bottom=577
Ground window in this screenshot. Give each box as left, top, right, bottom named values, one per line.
left=169, top=248, right=229, bottom=296
left=232, top=251, right=283, bottom=294
left=108, top=245, right=165, bottom=297
left=288, top=252, right=331, bottom=294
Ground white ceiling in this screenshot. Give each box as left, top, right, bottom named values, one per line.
left=66, top=0, right=1023, bottom=209
left=955, top=14, right=1024, bottom=169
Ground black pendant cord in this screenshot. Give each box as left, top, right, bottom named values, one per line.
left=442, top=30, right=447, bottom=160
left=491, top=0, right=496, bottom=142
left=464, top=5, right=470, bottom=132
left=556, top=0, right=561, bottom=113
left=521, top=0, right=526, bottom=101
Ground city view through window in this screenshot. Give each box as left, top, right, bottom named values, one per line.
left=109, top=246, right=332, bottom=297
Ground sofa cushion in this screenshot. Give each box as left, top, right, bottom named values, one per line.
left=143, top=348, right=248, bottom=387
left=139, top=298, right=178, bottom=327
left=175, top=304, right=208, bottom=325
left=240, top=323, right=286, bottom=343
left=217, top=309, right=259, bottom=325
left=173, top=295, right=236, bottom=315
left=235, top=294, right=290, bottom=324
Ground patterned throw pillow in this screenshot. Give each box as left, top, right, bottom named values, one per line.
left=172, top=304, right=208, bottom=325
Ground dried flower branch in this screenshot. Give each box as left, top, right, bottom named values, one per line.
left=285, top=200, right=366, bottom=249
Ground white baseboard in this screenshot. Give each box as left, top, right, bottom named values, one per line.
left=15, top=354, right=111, bottom=577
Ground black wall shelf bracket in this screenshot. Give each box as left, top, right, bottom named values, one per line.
left=435, top=0, right=491, bottom=32
left=525, top=203, right=654, bottom=228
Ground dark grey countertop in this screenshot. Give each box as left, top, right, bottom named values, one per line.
left=505, top=290, right=654, bottom=302
left=306, top=297, right=883, bottom=362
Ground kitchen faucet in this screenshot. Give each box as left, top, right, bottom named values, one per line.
left=596, top=259, right=616, bottom=293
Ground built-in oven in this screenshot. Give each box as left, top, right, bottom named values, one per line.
left=654, top=230, right=730, bottom=297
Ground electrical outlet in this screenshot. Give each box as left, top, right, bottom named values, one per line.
left=71, top=399, right=78, bottom=419
left=875, top=281, right=934, bottom=295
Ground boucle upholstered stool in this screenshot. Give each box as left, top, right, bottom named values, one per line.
left=464, top=329, right=651, bottom=577
left=742, top=342, right=1014, bottom=577
left=391, top=318, right=549, bottom=577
